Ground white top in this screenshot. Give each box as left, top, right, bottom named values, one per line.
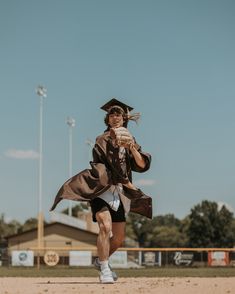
left=98, top=184, right=131, bottom=213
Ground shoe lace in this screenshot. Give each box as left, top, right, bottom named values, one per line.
left=102, top=268, right=113, bottom=277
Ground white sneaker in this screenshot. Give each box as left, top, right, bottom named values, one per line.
left=99, top=267, right=114, bottom=284
left=94, top=258, right=118, bottom=281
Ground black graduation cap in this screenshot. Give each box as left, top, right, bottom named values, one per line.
left=100, top=98, right=133, bottom=114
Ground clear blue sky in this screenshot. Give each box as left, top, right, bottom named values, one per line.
left=0, top=0, right=235, bottom=223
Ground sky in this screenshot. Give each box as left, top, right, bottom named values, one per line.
left=0, top=0, right=235, bottom=223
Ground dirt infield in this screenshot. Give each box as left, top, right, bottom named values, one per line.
left=0, top=277, right=235, bottom=294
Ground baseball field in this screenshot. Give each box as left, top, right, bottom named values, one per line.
left=0, top=267, right=235, bottom=293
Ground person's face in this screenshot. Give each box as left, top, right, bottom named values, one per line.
left=108, top=112, right=124, bottom=128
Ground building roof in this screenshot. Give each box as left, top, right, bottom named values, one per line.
left=6, top=221, right=98, bottom=240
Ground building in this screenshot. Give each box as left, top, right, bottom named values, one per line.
left=7, top=222, right=97, bottom=250
left=7, top=213, right=98, bottom=264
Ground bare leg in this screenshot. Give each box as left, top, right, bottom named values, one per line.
left=95, top=209, right=115, bottom=283
left=109, top=222, right=126, bottom=256
left=95, top=214, right=125, bottom=283
left=96, top=212, right=126, bottom=259
left=96, top=208, right=112, bottom=261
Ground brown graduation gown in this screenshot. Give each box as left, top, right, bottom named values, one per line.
left=50, top=131, right=152, bottom=219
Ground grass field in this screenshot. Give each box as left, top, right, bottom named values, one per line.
left=0, top=266, right=235, bottom=277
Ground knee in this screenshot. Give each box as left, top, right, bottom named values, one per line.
left=99, top=221, right=112, bottom=237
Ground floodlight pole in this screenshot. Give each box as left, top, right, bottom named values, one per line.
left=36, top=85, right=47, bottom=269
left=85, top=139, right=94, bottom=161
left=66, top=117, right=75, bottom=217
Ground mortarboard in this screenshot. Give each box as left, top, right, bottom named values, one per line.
left=101, top=98, right=133, bottom=114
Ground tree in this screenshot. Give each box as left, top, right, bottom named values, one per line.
left=0, top=214, right=7, bottom=240
left=154, top=214, right=181, bottom=227
left=126, top=213, right=188, bottom=247
left=232, top=218, right=235, bottom=243
left=148, top=214, right=188, bottom=247
left=187, top=200, right=235, bottom=247
left=126, top=213, right=153, bottom=247
left=61, top=203, right=88, bottom=217
left=21, top=218, right=38, bottom=232
left=0, top=214, right=21, bottom=239
left=149, top=226, right=186, bottom=247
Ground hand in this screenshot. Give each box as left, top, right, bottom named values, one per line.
left=129, top=142, right=136, bottom=151
left=110, top=127, right=134, bottom=148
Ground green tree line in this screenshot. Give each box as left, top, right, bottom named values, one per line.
left=1, top=200, right=235, bottom=248
left=0, top=216, right=46, bottom=240
left=126, top=200, right=235, bottom=248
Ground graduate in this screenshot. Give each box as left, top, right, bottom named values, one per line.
left=51, top=98, right=152, bottom=283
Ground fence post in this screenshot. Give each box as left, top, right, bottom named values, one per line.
left=138, top=250, right=142, bottom=266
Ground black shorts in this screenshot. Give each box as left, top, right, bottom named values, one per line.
left=90, top=197, right=126, bottom=223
